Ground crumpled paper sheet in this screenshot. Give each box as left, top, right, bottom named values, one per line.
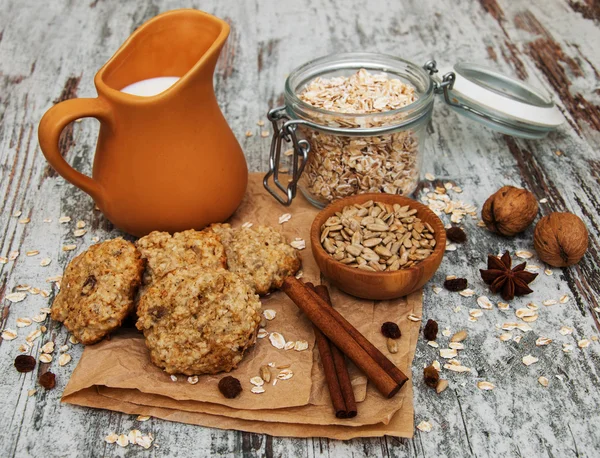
left=62, top=174, right=423, bottom=439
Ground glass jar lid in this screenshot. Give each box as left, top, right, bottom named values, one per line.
left=435, top=62, right=563, bottom=139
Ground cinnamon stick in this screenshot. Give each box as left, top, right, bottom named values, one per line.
left=282, top=277, right=402, bottom=398
left=306, top=286, right=408, bottom=388
left=314, top=285, right=358, bottom=418
left=305, top=283, right=347, bottom=418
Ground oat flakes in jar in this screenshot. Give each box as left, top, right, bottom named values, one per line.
left=264, top=53, right=563, bottom=207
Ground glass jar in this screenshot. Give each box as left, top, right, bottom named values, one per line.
left=264, top=53, right=562, bottom=208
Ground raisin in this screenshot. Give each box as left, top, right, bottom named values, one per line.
left=424, top=365, right=440, bottom=389
left=14, top=355, right=36, bottom=373
left=423, top=319, right=438, bottom=341
left=218, top=376, right=242, bottom=398
left=381, top=322, right=401, bottom=339
left=81, top=275, right=97, bottom=295
left=39, top=371, right=56, bottom=390
left=444, top=278, right=468, bottom=292
left=446, top=227, right=467, bottom=243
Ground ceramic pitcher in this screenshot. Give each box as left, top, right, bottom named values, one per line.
left=38, top=9, right=248, bottom=236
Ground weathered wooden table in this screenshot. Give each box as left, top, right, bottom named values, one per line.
left=1, top=0, right=599, bottom=456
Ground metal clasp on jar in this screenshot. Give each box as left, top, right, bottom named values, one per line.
left=263, top=106, right=310, bottom=206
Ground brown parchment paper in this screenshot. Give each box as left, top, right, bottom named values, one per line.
left=61, top=174, right=423, bottom=439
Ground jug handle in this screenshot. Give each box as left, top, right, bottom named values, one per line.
left=38, top=98, right=111, bottom=203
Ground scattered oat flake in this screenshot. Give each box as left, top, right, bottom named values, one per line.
left=525, top=264, right=540, bottom=272
left=513, top=335, right=522, bottom=343
left=290, top=239, right=305, bottom=250
left=469, top=309, right=483, bottom=318
left=73, top=229, right=87, bottom=237
left=245, top=130, right=253, bottom=137
left=2, top=329, right=17, bottom=340
left=294, top=340, right=308, bottom=351
left=277, top=369, right=294, bottom=380
left=18, top=344, right=29, bottom=352
left=137, top=435, right=154, bottom=449
left=497, top=302, right=510, bottom=311
left=542, top=299, right=557, bottom=306
left=559, top=326, right=573, bottom=336
left=9, top=251, right=19, bottom=260
left=578, top=339, right=591, bottom=348
left=539, top=198, right=548, bottom=204
left=432, top=286, right=442, bottom=295
left=536, top=337, right=552, bottom=346
left=563, top=343, right=574, bottom=353
left=592, top=336, right=599, bottom=342
left=0, top=257, right=7, bottom=264
left=257, top=329, right=268, bottom=339
left=448, top=342, right=464, bottom=350
left=424, top=173, right=435, bottom=181
left=263, top=309, right=276, bottom=321
left=69, top=335, right=79, bottom=344
left=76, top=220, right=86, bottom=229
left=515, top=250, right=533, bottom=259
left=257, top=120, right=265, bottom=126
left=477, top=296, right=493, bottom=310
left=278, top=213, right=292, bottom=224
left=13, top=210, right=22, bottom=217
left=116, top=434, right=129, bottom=447
left=26, top=250, right=39, bottom=257
left=16, top=317, right=33, bottom=328
left=459, top=289, right=475, bottom=297
left=39, top=258, right=52, bottom=267
left=428, top=341, right=439, bottom=348
left=40, top=307, right=51, bottom=314
left=538, top=376, right=549, bottom=387
left=59, top=344, right=69, bottom=352
left=544, top=269, right=553, bottom=276
left=170, top=375, right=178, bottom=382
left=39, top=354, right=52, bottom=363
left=522, top=355, right=538, bottom=366
left=269, top=332, right=286, bottom=349
left=260, top=130, right=270, bottom=138
left=6, top=292, right=27, bottom=303
left=417, top=420, right=432, bottom=432
left=137, top=415, right=151, bottom=421
left=58, top=353, right=72, bottom=366
left=408, top=314, right=422, bottom=322
left=499, top=333, right=512, bottom=341
left=477, top=381, right=495, bottom=391
left=250, top=376, right=264, bottom=387
left=91, top=236, right=99, bottom=243
left=40, top=290, right=51, bottom=298
left=28, top=389, right=37, bottom=396
left=445, top=244, right=457, bottom=252
left=284, top=341, right=295, bottom=350
left=19, top=218, right=31, bottom=224
left=251, top=386, right=265, bottom=394
left=43, top=218, right=52, bottom=223
left=105, top=433, right=119, bottom=444
left=62, top=244, right=77, bottom=251
left=559, top=295, right=570, bottom=304
left=41, top=341, right=55, bottom=353
left=58, top=216, right=71, bottom=223
left=442, top=328, right=451, bottom=337
left=440, top=348, right=457, bottom=359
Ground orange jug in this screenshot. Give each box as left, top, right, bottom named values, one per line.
left=38, top=9, right=248, bottom=237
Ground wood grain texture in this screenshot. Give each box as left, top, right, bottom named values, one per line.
left=1, top=0, right=599, bottom=456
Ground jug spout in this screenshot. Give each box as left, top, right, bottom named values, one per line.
left=96, top=9, right=231, bottom=95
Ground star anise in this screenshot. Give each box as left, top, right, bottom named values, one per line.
left=479, top=251, right=538, bottom=301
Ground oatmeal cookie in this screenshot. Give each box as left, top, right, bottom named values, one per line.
left=135, top=229, right=226, bottom=285
left=136, top=267, right=261, bottom=375
left=208, top=224, right=301, bottom=295
left=51, top=238, right=144, bottom=345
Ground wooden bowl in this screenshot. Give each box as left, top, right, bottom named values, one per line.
left=310, top=193, right=446, bottom=300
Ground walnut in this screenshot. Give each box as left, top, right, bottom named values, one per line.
left=481, top=186, right=538, bottom=236
left=534, top=212, right=589, bottom=267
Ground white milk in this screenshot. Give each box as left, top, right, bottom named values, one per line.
left=120, top=76, right=180, bottom=96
